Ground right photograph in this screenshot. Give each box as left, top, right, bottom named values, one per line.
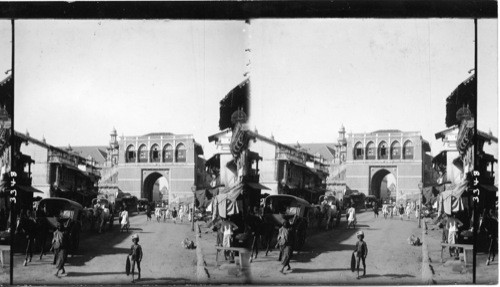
left=230, top=18, right=496, bottom=285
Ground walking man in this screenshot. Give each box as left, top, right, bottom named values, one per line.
left=398, top=204, right=405, bottom=220
left=446, top=214, right=463, bottom=259
left=277, top=221, right=294, bottom=273
left=484, top=209, right=498, bottom=265
left=221, top=218, right=238, bottom=261
left=129, top=234, right=143, bottom=283
left=347, top=205, right=356, bottom=229
left=53, top=222, right=68, bottom=277
left=120, top=207, right=130, bottom=232
left=354, top=231, right=368, bottom=279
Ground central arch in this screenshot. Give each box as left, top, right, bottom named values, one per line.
left=370, top=167, right=397, bottom=201
left=142, top=171, right=169, bottom=202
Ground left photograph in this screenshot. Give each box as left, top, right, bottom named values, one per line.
left=11, top=20, right=248, bottom=285
left=0, top=20, right=12, bottom=284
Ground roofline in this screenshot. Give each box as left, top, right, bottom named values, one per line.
left=435, top=126, right=459, bottom=140
left=208, top=128, right=232, bottom=143
left=245, top=130, right=317, bottom=159
left=477, top=129, right=498, bottom=143
left=14, top=131, right=87, bottom=161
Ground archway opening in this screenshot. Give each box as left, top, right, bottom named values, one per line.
left=371, top=169, right=396, bottom=201
left=143, top=172, right=169, bottom=203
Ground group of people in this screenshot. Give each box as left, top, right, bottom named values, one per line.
left=380, top=201, right=420, bottom=220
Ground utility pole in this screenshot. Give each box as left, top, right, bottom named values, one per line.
left=472, top=18, right=478, bottom=284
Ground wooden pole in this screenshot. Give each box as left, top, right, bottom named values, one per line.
left=472, top=18, right=478, bottom=284
left=9, top=19, right=14, bottom=286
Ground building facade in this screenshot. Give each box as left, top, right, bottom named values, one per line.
left=345, top=129, right=435, bottom=202
left=208, top=127, right=329, bottom=204
left=298, top=125, right=348, bottom=195
left=16, top=131, right=100, bottom=207
left=113, top=132, right=207, bottom=204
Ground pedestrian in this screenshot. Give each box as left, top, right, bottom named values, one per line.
left=483, top=209, right=498, bottom=265
left=353, top=230, right=368, bottom=279
left=398, top=204, right=405, bottom=220
left=120, top=207, right=130, bottom=232
left=163, top=207, right=168, bottom=223
left=51, top=222, right=63, bottom=265
left=172, top=207, right=178, bottom=224
left=146, top=203, right=152, bottom=221
left=415, top=204, right=420, bottom=220
left=347, top=205, right=356, bottom=229
left=446, top=214, right=463, bottom=259
left=373, top=202, right=379, bottom=218
left=440, top=213, right=449, bottom=243
left=405, top=203, right=412, bottom=220
left=179, top=205, right=185, bottom=223
left=129, top=234, right=143, bottom=283
left=155, top=207, right=161, bottom=223
left=221, top=217, right=238, bottom=261
left=277, top=220, right=294, bottom=273
left=276, top=220, right=289, bottom=261
left=53, top=221, right=68, bottom=277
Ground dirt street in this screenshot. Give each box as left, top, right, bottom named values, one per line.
left=200, top=210, right=423, bottom=284
left=3, top=213, right=197, bottom=285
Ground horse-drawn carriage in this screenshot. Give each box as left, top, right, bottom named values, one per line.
left=35, top=197, right=83, bottom=252
left=91, top=197, right=114, bottom=233
left=263, top=194, right=311, bottom=250
left=314, top=195, right=341, bottom=230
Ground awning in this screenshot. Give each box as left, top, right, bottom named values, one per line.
left=246, top=182, right=270, bottom=190
left=438, top=179, right=468, bottom=215
left=16, top=184, right=44, bottom=194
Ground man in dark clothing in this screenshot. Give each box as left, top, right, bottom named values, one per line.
left=484, top=209, right=498, bottom=265
left=277, top=221, right=294, bottom=273
left=53, top=222, right=69, bottom=277
left=354, top=231, right=368, bottom=279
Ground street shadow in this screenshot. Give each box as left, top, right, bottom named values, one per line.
left=291, top=267, right=351, bottom=273
left=292, top=219, right=367, bottom=263
left=363, top=273, right=416, bottom=279
left=138, top=277, right=190, bottom=282
left=66, top=271, right=125, bottom=277
left=67, top=247, right=130, bottom=266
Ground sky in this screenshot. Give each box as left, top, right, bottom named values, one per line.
left=4, top=18, right=499, bottom=159
left=250, top=19, right=498, bottom=157
left=13, top=20, right=247, bottom=157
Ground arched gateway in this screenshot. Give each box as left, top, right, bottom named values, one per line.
left=369, top=166, right=397, bottom=200
left=142, top=170, right=169, bottom=202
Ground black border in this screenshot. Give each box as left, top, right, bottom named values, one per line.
left=0, top=1, right=497, bottom=19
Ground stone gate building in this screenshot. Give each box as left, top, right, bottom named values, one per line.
left=345, top=130, right=435, bottom=201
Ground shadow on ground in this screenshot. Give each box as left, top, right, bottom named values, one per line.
left=292, top=219, right=367, bottom=263
left=291, top=267, right=351, bottom=273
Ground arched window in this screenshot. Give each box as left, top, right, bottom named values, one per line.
left=403, top=140, right=414, bottom=159
left=150, top=144, right=160, bottom=162
left=378, top=141, right=388, bottom=159
left=391, top=141, right=401, bottom=159
left=175, top=143, right=186, bottom=162
left=163, top=144, right=173, bottom=162
left=125, top=145, right=136, bottom=163
left=138, top=144, right=148, bottom=163
left=354, top=142, right=364, bottom=160
left=366, top=141, right=376, bottom=160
